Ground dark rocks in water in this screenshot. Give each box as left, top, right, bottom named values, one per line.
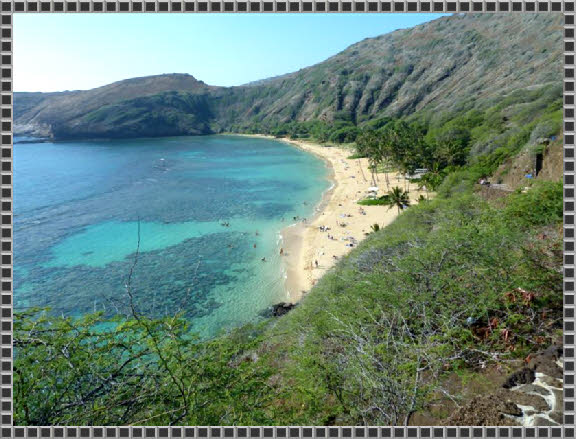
left=502, top=367, right=535, bottom=389
left=18, top=231, right=242, bottom=320
left=262, top=302, right=297, bottom=318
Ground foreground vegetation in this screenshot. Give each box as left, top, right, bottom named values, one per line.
left=14, top=83, right=563, bottom=426
left=15, top=177, right=562, bottom=425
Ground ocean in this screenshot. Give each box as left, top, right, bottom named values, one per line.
left=13, top=135, right=330, bottom=337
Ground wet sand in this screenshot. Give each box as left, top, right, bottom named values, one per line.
left=236, top=134, right=426, bottom=303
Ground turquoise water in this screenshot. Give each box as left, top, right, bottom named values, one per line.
left=14, top=135, right=330, bottom=337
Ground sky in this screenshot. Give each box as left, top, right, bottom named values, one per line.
left=14, top=13, right=448, bottom=93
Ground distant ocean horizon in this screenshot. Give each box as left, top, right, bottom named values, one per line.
left=14, top=135, right=330, bottom=337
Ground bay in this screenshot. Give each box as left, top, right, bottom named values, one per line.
left=14, top=135, right=330, bottom=337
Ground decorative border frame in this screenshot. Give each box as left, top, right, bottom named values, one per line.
left=0, top=1, right=573, bottom=437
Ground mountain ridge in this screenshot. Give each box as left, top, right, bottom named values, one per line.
left=14, top=13, right=563, bottom=140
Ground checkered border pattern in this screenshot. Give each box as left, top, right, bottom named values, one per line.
left=0, top=1, right=572, bottom=12
left=0, top=1, right=573, bottom=437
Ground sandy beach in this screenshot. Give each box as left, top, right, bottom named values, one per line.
left=238, top=134, right=425, bottom=303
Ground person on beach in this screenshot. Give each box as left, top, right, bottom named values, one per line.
left=280, top=248, right=284, bottom=256
left=315, top=260, right=319, bottom=268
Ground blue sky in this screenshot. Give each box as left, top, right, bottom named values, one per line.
left=15, top=13, right=448, bottom=92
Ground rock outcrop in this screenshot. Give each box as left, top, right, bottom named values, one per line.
left=443, top=345, right=563, bottom=426
left=261, top=302, right=297, bottom=318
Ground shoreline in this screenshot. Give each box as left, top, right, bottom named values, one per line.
left=236, top=133, right=425, bottom=303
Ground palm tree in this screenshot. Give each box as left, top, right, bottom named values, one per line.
left=419, top=163, right=444, bottom=195
left=356, top=130, right=380, bottom=185
left=384, top=186, right=410, bottom=214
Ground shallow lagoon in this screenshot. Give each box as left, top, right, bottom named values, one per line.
left=14, top=135, right=329, bottom=337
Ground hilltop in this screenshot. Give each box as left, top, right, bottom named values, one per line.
left=14, top=73, right=214, bottom=138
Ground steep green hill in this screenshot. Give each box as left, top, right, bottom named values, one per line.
left=15, top=13, right=562, bottom=140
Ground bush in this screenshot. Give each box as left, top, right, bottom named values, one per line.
left=529, top=116, right=562, bottom=145
left=358, top=198, right=389, bottom=206
left=329, top=126, right=359, bottom=144
left=504, top=180, right=563, bottom=227
left=271, top=193, right=562, bottom=425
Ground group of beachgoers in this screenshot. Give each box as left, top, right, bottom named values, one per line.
left=316, top=217, right=358, bottom=255
left=220, top=188, right=367, bottom=270
left=220, top=200, right=318, bottom=263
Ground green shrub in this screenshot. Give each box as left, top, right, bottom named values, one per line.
left=358, top=198, right=389, bottom=206
left=504, top=180, right=563, bottom=227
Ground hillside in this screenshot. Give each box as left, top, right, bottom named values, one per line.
left=14, top=13, right=563, bottom=140
left=14, top=73, right=214, bottom=138
left=225, top=13, right=562, bottom=126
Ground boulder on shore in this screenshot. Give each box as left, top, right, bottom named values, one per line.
left=261, top=302, right=297, bottom=318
